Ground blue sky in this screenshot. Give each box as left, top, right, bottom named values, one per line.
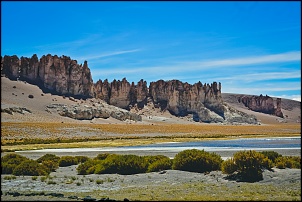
left=1, top=1, right=301, bottom=101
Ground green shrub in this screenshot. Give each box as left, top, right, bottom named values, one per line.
left=75, top=156, right=89, bottom=164
left=221, top=158, right=237, bottom=174
left=275, top=156, right=301, bottom=169
left=1, top=153, right=29, bottom=174
left=42, top=160, right=59, bottom=172
left=96, top=179, right=104, bottom=184
left=12, top=159, right=50, bottom=176
left=47, top=180, right=56, bottom=185
left=260, top=151, right=282, bottom=163
left=58, top=156, right=78, bottom=167
left=172, top=149, right=223, bottom=173
left=40, top=176, right=47, bottom=182
left=3, top=175, right=16, bottom=180
left=94, top=153, right=112, bottom=160
left=147, top=157, right=172, bottom=172
left=36, top=154, right=60, bottom=163
left=221, top=150, right=273, bottom=182
left=94, top=154, right=148, bottom=175
left=77, top=159, right=100, bottom=175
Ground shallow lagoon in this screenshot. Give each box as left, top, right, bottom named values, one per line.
left=16, top=137, right=301, bottom=160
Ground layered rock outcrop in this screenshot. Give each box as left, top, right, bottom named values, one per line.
left=94, top=78, right=148, bottom=109
left=1, top=54, right=260, bottom=123
left=238, top=94, right=284, bottom=118
left=1, top=54, right=94, bottom=98
left=149, top=80, right=257, bottom=123
left=95, top=78, right=257, bottom=123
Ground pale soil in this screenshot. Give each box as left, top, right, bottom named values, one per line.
left=1, top=165, right=301, bottom=201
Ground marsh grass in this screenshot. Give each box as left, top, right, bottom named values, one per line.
left=1, top=122, right=300, bottom=152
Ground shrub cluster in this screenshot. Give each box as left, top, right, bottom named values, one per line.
left=2, top=153, right=52, bottom=176
left=2, top=149, right=300, bottom=179
left=172, top=149, right=223, bottom=173
left=275, top=156, right=301, bottom=169
left=12, top=159, right=50, bottom=176
left=1, top=153, right=30, bottom=174
left=58, top=156, right=79, bottom=167
left=77, top=153, right=172, bottom=175
left=37, top=154, right=60, bottom=172
left=221, top=150, right=273, bottom=182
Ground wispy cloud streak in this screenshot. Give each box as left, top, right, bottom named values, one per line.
left=77, top=49, right=142, bottom=61
left=92, top=51, right=301, bottom=77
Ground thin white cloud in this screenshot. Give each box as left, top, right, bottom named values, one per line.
left=223, top=85, right=301, bottom=95
left=77, top=49, right=141, bottom=61
left=215, top=71, right=301, bottom=82
left=186, top=51, right=301, bottom=68
left=92, top=51, right=301, bottom=77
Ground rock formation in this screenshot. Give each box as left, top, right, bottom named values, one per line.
left=46, top=100, right=142, bottom=121
left=94, top=78, right=148, bottom=110
left=1, top=54, right=260, bottom=123
left=238, top=94, right=284, bottom=118
left=1, top=54, right=94, bottom=98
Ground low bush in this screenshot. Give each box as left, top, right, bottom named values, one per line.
left=172, top=149, right=223, bottom=173
left=94, top=154, right=148, bottom=175
left=75, top=156, right=90, bottom=164
left=12, top=159, right=50, bottom=176
left=260, top=151, right=282, bottom=163
left=221, top=150, right=273, bottom=182
left=94, top=153, right=112, bottom=160
left=58, top=156, right=78, bottom=167
left=275, top=156, right=301, bottom=169
left=1, top=153, right=30, bottom=174
left=145, top=155, right=172, bottom=172
left=42, top=160, right=59, bottom=172
left=36, top=154, right=60, bottom=163
left=77, top=159, right=100, bottom=175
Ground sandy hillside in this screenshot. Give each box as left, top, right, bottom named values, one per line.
left=1, top=76, right=301, bottom=125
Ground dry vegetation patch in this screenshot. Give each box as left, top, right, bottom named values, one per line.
left=1, top=122, right=300, bottom=151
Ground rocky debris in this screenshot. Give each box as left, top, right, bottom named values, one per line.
left=1, top=106, right=32, bottom=115
left=46, top=99, right=142, bottom=122
left=238, top=94, right=284, bottom=118
left=1, top=54, right=94, bottom=99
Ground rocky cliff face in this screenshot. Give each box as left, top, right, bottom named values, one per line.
left=1, top=54, right=94, bottom=98
left=2, top=54, right=259, bottom=124
left=94, top=78, right=148, bottom=110
left=149, top=79, right=257, bottom=124
left=238, top=94, right=284, bottom=118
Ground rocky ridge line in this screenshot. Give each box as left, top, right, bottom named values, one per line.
left=2, top=54, right=284, bottom=124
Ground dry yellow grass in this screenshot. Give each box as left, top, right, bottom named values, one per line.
left=1, top=122, right=300, bottom=151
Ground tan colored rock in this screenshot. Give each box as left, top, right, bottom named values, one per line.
left=239, top=94, right=283, bottom=118
left=1, top=54, right=94, bottom=98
